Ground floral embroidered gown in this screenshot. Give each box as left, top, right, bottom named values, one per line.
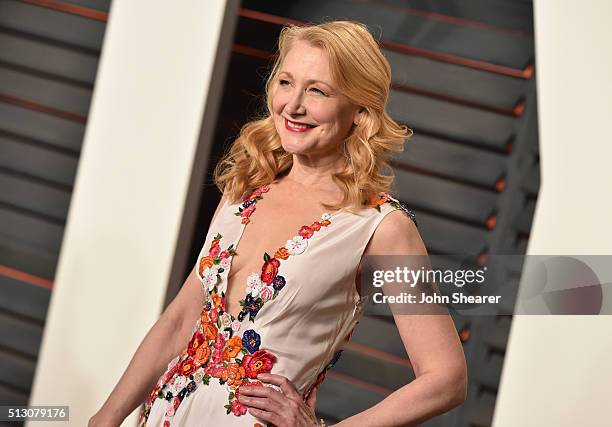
left=138, top=184, right=417, bottom=427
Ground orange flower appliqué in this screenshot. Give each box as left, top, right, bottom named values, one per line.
left=199, top=256, right=214, bottom=276
left=211, top=292, right=222, bottom=309
left=202, top=322, right=218, bottom=341
left=194, top=345, right=211, bottom=367
left=273, top=247, right=289, bottom=260
left=223, top=336, right=243, bottom=361
left=224, top=362, right=246, bottom=389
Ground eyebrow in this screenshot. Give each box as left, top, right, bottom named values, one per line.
left=278, top=71, right=334, bottom=89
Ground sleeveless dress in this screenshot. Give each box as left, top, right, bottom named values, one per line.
left=138, top=184, right=417, bottom=427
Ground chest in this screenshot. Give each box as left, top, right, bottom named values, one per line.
left=214, top=194, right=350, bottom=317
left=197, top=186, right=379, bottom=321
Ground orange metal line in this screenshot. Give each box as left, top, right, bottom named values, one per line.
left=512, top=100, right=526, bottom=116
left=0, top=265, right=53, bottom=290
left=367, top=0, right=533, bottom=38
left=0, top=94, right=87, bottom=124
left=239, top=8, right=303, bottom=27
left=232, top=44, right=272, bottom=60
left=383, top=40, right=532, bottom=79
left=390, top=160, right=501, bottom=194
left=327, top=371, right=394, bottom=396
left=239, top=8, right=533, bottom=79
left=345, top=341, right=413, bottom=369
left=391, top=82, right=522, bottom=117
left=17, top=0, right=108, bottom=21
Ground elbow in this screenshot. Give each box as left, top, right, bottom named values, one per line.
left=445, top=367, right=468, bottom=410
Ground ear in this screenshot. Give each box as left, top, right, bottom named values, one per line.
left=353, top=107, right=365, bottom=126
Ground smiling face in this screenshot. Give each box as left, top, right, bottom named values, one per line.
left=271, top=39, right=362, bottom=158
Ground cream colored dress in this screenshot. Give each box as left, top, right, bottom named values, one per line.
left=138, top=184, right=417, bottom=427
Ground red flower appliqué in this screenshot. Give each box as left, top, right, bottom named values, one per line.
left=243, top=349, right=277, bottom=379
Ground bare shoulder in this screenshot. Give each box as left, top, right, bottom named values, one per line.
left=365, top=206, right=427, bottom=257
left=210, top=191, right=230, bottom=225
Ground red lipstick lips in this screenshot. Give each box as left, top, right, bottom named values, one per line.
left=284, top=117, right=316, bottom=133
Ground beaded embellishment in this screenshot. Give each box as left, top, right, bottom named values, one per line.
left=370, top=192, right=418, bottom=227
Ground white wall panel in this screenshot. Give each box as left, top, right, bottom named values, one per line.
left=494, top=1, right=612, bottom=426
left=27, top=1, right=233, bottom=425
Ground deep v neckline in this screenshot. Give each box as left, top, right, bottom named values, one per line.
left=218, top=182, right=344, bottom=324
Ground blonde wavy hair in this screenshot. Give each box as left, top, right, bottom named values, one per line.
left=213, top=20, right=412, bottom=213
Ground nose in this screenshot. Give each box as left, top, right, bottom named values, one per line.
left=285, top=87, right=306, bottom=116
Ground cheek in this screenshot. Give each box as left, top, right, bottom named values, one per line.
left=271, top=92, right=288, bottom=114
left=308, top=103, right=339, bottom=125
left=313, top=106, right=353, bottom=132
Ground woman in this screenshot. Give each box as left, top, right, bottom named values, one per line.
left=90, top=20, right=467, bottom=427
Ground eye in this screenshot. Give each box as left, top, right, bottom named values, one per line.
left=310, top=87, right=326, bottom=95
left=279, top=79, right=290, bottom=86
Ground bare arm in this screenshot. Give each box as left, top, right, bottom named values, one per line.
left=338, top=210, right=467, bottom=426
left=89, top=193, right=228, bottom=426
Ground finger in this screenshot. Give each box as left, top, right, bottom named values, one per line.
left=239, top=386, right=285, bottom=407
left=295, top=398, right=318, bottom=426
left=305, top=385, right=317, bottom=408
left=238, top=395, right=277, bottom=412
left=238, top=385, right=272, bottom=396
left=298, top=403, right=318, bottom=425
left=256, top=373, right=301, bottom=400
left=247, top=407, right=281, bottom=426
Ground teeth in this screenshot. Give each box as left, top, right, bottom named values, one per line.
left=287, top=119, right=311, bottom=129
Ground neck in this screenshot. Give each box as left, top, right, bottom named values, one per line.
left=281, top=157, right=346, bottom=191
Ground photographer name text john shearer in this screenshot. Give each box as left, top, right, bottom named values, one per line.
left=373, top=292, right=502, bottom=304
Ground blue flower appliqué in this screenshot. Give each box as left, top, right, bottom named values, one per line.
left=242, top=329, right=261, bottom=353
left=272, top=275, right=286, bottom=291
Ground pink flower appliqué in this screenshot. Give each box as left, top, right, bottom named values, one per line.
left=259, top=285, right=273, bottom=302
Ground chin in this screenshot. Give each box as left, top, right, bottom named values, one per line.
left=280, top=141, right=308, bottom=154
